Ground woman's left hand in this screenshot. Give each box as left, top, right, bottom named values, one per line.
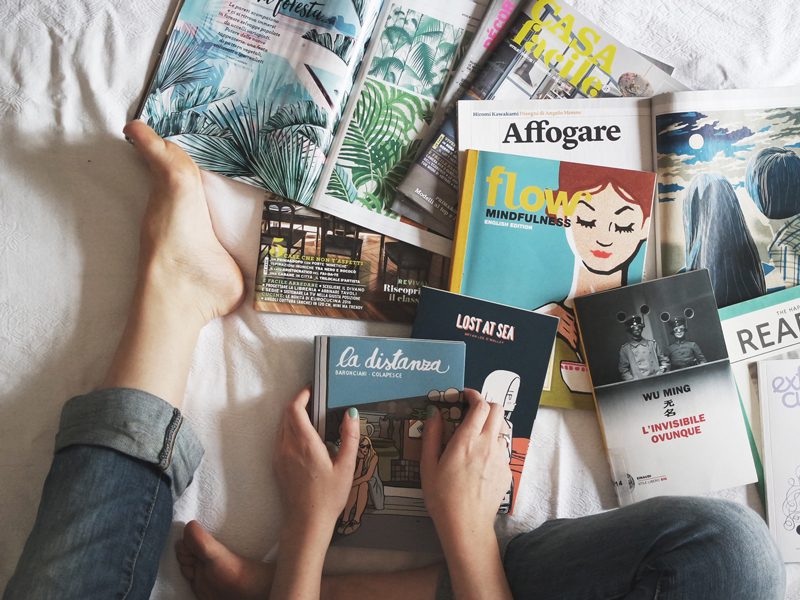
left=273, top=387, right=360, bottom=539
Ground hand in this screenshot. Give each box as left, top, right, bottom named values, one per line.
left=272, top=387, right=360, bottom=540
left=536, top=302, right=577, bottom=351
left=421, top=389, right=511, bottom=540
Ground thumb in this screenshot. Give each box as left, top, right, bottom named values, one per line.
left=420, top=404, right=443, bottom=479
left=334, top=407, right=360, bottom=476
left=123, top=120, right=171, bottom=173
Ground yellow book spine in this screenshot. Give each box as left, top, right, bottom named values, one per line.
left=449, top=149, right=479, bottom=293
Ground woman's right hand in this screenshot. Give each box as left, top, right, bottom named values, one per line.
left=536, top=302, right=578, bottom=350
left=421, top=389, right=511, bottom=540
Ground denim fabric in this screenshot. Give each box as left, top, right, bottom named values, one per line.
left=4, top=388, right=204, bottom=600
left=437, top=496, right=785, bottom=600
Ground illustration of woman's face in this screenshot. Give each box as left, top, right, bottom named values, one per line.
left=569, top=185, right=648, bottom=274
left=358, top=436, right=370, bottom=457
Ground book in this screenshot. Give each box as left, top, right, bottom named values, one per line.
left=254, top=197, right=449, bottom=322
left=718, top=285, right=800, bottom=484
left=757, top=358, right=800, bottom=563
left=653, top=86, right=800, bottom=308
left=311, top=335, right=466, bottom=550
left=136, top=0, right=489, bottom=257
left=573, top=270, right=757, bottom=506
left=393, top=0, right=684, bottom=234
left=411, top=286, right=558, bottom=512
left=450, top=148, right=656, bottom=410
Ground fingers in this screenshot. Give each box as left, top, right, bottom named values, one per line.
left=124, top=120, right=172, bottom=172
left=481, top=400, right=506, bottom=438
left=420, top=403, right=443, bottom=477
left=456, top=389, right=491, bottom=438
left=334, top=407, right=360, bottom=476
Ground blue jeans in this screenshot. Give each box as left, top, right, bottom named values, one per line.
left=4, top=389, right=203, bottom=600
left=5, top=389, right=786, bottom=599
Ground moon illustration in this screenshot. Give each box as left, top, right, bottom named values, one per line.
left=688, top=133, right=705, bottom=149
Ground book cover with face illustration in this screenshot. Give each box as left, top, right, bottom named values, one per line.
left=450, top=149, right=656, bottom=411
left=574, top=270, right=757, bottom=506
left=411, top=286, right=558, bottom=513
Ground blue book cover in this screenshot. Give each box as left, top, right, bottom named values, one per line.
left=312, top=335, right=465, bottom=551
left=451, top=149, right=656, bottom=411
left=411, top=286, right=558, bottom=513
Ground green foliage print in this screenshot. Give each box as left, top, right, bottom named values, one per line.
left=368, top=5, right=464, bottom=98
left=327, top=79, right=432, bottom=212
left=302, top=29, right=355, bottom=64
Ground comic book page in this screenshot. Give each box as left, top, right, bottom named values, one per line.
left=653, top=86, right=800, bottom=308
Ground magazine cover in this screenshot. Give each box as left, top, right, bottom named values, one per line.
left=254, top=197, right=449, bottom=322
left=411, top=286, right=558, bottom=512
left=653, top=86, right=800, bottom=308
left=758, top=359, right=800, bottom=563
left=395, top=0, right=683, bottom=233
left=312, top=335, right=465, bottom=551
left=718, top=285, right=800, bottom=470
left=136, top=0, right=485, bottom=257
left=574, top=270, right=757, bottom=506
left=451, top=149, right=656, bottom=410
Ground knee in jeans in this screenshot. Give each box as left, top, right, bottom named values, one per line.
left=665, top=497, right=784, bottom=594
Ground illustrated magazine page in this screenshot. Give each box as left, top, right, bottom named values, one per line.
left=137, top=0, right=487, bottom=257
left=395, top=0, right=683, bottom=234
left=718, top=285, right=800, bottom=471
left=450, top=149, right=656, bottom=410
left=758, top=358, right=800, bottom=563
left=253, top=197, right=449, bottom=322
left=653, top=85, right=800, bottom=308
left=573, top=270, right=757, bottom=506
left=411, top=286, right=558, bottom=512
left=311, top=335, right=465, bottom=551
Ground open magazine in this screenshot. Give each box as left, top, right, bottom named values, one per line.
left=393, top=0, right=684, bottom=236
left=136, top=0, right=488, bottom=257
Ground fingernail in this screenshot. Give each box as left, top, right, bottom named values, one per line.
left=347, top=407, right=358, bottom=419
left=426, top=404, right=438, bottom=419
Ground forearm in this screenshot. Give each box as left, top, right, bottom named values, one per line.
left=436, top=522, right=511, bottom=600
left=270, top=520, right=332, bottom=600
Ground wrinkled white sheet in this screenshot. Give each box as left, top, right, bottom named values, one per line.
left=1, top=0, right=799, bottom=597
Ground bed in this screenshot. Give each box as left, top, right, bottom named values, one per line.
left=2, top=0, right=800, bottom=597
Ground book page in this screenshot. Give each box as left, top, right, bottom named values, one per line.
left=137, top=0, right=383, bottom=205
left=311, top=0, right=487, bottom=257
left=651, top=86, right=800, bottom=308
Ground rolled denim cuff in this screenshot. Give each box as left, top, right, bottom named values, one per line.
left=54, top=388, right=204, bottom=496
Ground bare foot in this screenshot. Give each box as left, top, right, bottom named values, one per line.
left=176, top=521, right=275, bottom=600
left=124, top=120, right=244, bottom=324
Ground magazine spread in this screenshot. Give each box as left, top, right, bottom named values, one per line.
left=411, top=287, right=558, bottom=512
left=137, top=0, right=486, bottom=257
left=395, top=0, right=683, bottom=233
left=758, top=359, right=800, bottom=563
left=450, top=149, right=656, bottom=410
left=254, top=196, right=449, bottom=322
left=574, top=270, right=757, bottom=506
left=718, top=285, right=800, bottom=464
left=653, top=85, right=800, bottom=308
left=312, top=335, right=466, bottom=551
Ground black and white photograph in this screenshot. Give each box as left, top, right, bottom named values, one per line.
left=575, top=270, right=729, bottom=388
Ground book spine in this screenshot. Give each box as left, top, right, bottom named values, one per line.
left=448, top=149, right=480, bottom=292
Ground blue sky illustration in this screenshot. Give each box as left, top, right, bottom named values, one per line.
left=656, top=112, right=756, bottom=165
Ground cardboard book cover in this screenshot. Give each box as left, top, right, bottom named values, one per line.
left=450, top=148, right=656, bottom=410
left=254, top=198, right=450, bottom=323
left=757, top=358, right=800, bottom=563
left=312, top=335, right=465, bottom=551
left=411, top=286, right=558, bottom=512
left=573, top=270, right=757, bottom=506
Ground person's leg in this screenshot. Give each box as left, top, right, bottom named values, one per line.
left=4, top=121, right=244, bottom=600
left=502, top=496, right=785, bottom=600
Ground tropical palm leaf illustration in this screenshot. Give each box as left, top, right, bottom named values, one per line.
left=350, top=0, right=366, bottom=24
left=328, top=164, right=359, bottom=203
left=302, top=30, right=354, bottom=63
left=151, top=28, right=211, bottom=91
left=331, top=79, right=431, bottom=210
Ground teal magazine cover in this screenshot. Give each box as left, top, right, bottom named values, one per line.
left=311, top=335, right=465, bottom=551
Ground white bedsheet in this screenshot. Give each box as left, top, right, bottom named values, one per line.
left=2, top=0, right=800, bottom=597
